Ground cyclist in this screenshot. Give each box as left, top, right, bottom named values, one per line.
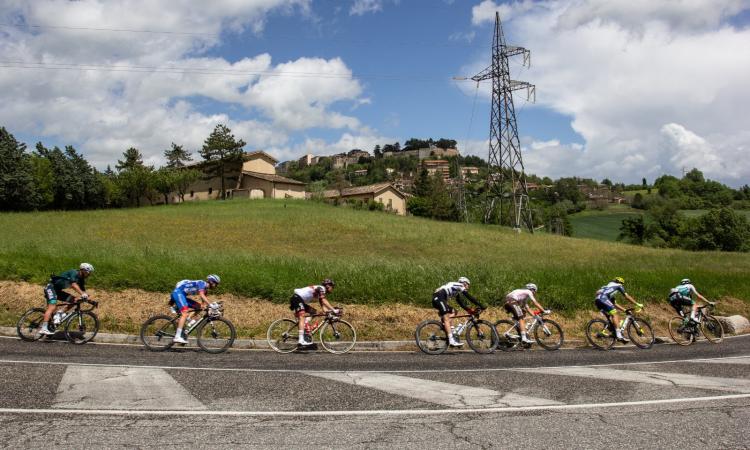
left=503, top=283, right=549, bottom=345
left=668, top=278, right=708, bottom=323
left=38, top=263, right=94, bottom=336
left=432, top=277, right=485, bottom=347
left=290, top=279, right=336, bottom=346
left=171, top=274, right=221, bottom=344
left=594, top=277, right=643, bottom=342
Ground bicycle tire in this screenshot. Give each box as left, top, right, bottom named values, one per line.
left=667, top=316, right=695, bottom=346
left=319, top=319, right=356, bottom=354
left=586, top=318, right=615, bottom=350
left=700, top=315, right=724, bottom=344
left=494, top=319, right=520, bottom=350
left=16, top=307, right=47, bottom=342
left=465, top=319, right=498, bottom=354
left=415, top=320, right=448, bottom=355
left=64, top=311, right=99, bottom=344
left=627, top=317, right=654, bottom=349
left=140, top=314, right=177, bottom=352
left=267, top=318, right=300, bottom=353
left=535, top=319, right=564, bottom=351
left=196, top=317, right=236, bottom=353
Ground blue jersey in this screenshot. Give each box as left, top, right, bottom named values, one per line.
left=596, top=282, right=626, bottom=301
left=174, top=279, right=207, bottom=297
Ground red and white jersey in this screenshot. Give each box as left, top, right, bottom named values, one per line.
left=505, top=288, right=536, bottom=306
left=294, top=285, right=326, bottom=303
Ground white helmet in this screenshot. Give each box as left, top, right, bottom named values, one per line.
left=79, top=263, right=94, bottom=273
left=680, top=278, right=691, bottom=285
left=458, top=277, right=470, bottom=285
left=525, top=283, right=538, bottom=292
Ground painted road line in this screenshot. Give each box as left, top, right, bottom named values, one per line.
left=308, top=371, right=562, bottom=408
left=53, top=365, right=206, bottom=410
left=686, top=356, right=750, bottom=365
left=517, top=366, right=750, bottom=393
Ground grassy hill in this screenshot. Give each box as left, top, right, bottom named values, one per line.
left=569, top=205, right=643, bottom=242
left=1, top=199, right=748, bottom=313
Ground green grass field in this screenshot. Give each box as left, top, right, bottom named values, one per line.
left=569, top=205, right=643, bottom=242
left=1, top=199, right=748, bottom=313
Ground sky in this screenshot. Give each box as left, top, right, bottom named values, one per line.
left=1, top=0, right=749, bottom=186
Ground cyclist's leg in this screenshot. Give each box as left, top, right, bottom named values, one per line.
left=172, top=291, right=190, bottom=342
left=290, top=295, right=312, bottom=344
left=432, top=292, right=453, bottom=336
left=40, top=284, right=59, bottom=333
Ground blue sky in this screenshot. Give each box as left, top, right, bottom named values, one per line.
left=1, top=0, right=749, bottom=185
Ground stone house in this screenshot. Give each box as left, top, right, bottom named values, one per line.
left=323, top=182, right=408, bottom=215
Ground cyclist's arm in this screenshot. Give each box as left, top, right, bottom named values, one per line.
left=460, top=291, right=485, bottom=310
left=529, top=298, right=545, bottom=313
left=692, top=286, right=708, bottom=304
left=623, top=292, right=640, bottom=307
left=319, top=296, right=334, bottom=312
left=70, top=282, right=86, bottom=300
left=198, top=290, right=210, bottom=308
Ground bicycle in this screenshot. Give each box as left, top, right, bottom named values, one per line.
left=585, top=307, right=655, bottom=350
left=415, top=309, right=498, bottom=355
left=140, top=302, right=236, bottom=354
left=17, top=299, right=100, bottom=344
left=267, top=307, right=356, bottom=354
left=495, top=309, right=564, bottom=351
left=667, top=301, right=724, bottom=346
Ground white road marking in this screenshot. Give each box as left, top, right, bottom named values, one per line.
left=308, top=371, right=562, bottom=408
left=517, top=366, right=750, bottom=393
left=686, top=356, right=750, bottom=365
left=53, top=365, right=205, bottom=410
left=0, top=394, right=748, bottom=417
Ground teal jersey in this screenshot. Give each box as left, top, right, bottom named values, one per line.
left=51, top=269, right=85, bottom=291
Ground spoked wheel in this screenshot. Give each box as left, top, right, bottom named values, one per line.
left=140, top=315, right=177, bottom=352
left=700, top=315, right=724, bottom=344
left=267, top=318, right=300, bottom=353
left=535, top=319, right=564, bottom=351
left=16, top=308, right=47, bottom=342
left=64, top=311, right=100, bottom=344
left=319, top=319, right=357, bottom=354
left=465, top=320, right=498, bottom=354
left=586, top=319, right=616, bottom=350
left=668, top=316, right=695, bottom=346
left=415, top=320, right=448, bottom=355
left=494, top=319, right=520, bottom=351
left=196, top=317, right=236, bottom=353
left=627, top=317, right=654, bottom=349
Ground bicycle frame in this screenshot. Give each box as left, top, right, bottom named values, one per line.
left=448, top=312, right=483, bottom=337
left=50, top=300, right=97, bottom=331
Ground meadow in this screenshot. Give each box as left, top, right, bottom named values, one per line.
left=1, top=199, right=749, bottom=317
left=569, top=205, right=643, bottom=242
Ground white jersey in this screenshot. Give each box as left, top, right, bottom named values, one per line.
left=506, top=288, right=536, bottom=306
left=294, top=285, right=326, bottom=303
left=436, top=282, right=467, bottom=298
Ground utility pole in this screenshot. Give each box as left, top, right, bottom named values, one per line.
left=472, top=11, right=535, bottom=232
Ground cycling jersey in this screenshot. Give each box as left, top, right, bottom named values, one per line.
left=436, top=282, right=469, bottom=298
left=432, top=281, right=484, bottom=315
left=44, top=269, right=85, bottom=305
left=672, top=283, right=697, bottom=300
left=596, top=282, right=626, bottom=301
left=505, top=289, right=536, bottom=307
left=293, top=285, right=327, bottom=303
left=171, top=280, right=207, bottom=312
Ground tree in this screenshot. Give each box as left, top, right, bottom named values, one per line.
left=642, top=177, right=647, bottom=188
left=116, top=147, right=144, bottom=171
left=0, top=127, right=41, bottom=211
left=118, top=165, right=154, bottom=207
left=164, top=143, right=193, bottom=168
left=173, top=168, right=201, bottom=202
left=618, top=216, right=654, bottom=245
left=631, top=192, right=645, bottom=209
left=373, top=145, right=382, bottom=159
left=683, top=208, right=749, bottom=252
left=152, top=168, right=178, bottom=205
left=200, top=124, right=246, bottom=200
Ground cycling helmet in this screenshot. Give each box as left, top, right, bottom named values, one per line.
left=525, top=283, right=538, bottom=292
left=322, top=278, right=335, bottom=287
left=458, top=277, right=470, bottom=285
left=680, top=278, right=691, bottom=285
left=613, top=276, right=625, bottom=285
left=207, top=274, right=221, bottom=285
left=79, top=263, right=94, bottom=273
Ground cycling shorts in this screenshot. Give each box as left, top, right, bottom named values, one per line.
left=669, top=293, right=693, bottom=314
left=432, top=290, right=454, bottom=316
left=44, top=283, right=73, bottom=305
left=504, top=302, right=525, bottom=321
left=290, top=294, right=315, bottom=316
left=171, top=290, right=200, bottom=312
left=595, top=297, right=617, bottom=315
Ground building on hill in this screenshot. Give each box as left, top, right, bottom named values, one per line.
left=323, top=182, right=407, bottom=215
left=298, top=153, right=321, bottom=168
left=461, top=166, right=479, bottom=177
left=383, top=146, right=459, bottom=160
left=422, top=159, right=451, bottom=181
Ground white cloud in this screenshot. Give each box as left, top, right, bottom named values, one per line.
left=350, top=0, right=384, bottom=16
left=467, top=0, right=750, bottom=185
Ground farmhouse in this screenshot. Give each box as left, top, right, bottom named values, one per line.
left=323, top=182, right=408, bottom=215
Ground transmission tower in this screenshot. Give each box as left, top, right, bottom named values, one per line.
left=472, top=12, right=535, bottom=232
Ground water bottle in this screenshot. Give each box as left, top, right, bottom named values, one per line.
left=450, top=325, right=456, bottom=337
left=454, top=322, right=465, bottom=336
left=170, top=306, right=177, bottom=314
left=53, top=311, right=63, bottom=325
left=187, top=318, right=197, bottom=328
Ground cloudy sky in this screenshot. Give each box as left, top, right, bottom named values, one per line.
left=1, top=0, right=748, bottom=185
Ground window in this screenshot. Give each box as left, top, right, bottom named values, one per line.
left=388, top=199, right=393, bottom=209
left=208, top=187, right=213, bottom=195
left=190, top=191, right=194, bottom=198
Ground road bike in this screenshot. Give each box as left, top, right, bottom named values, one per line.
left=140, top=302, right=236, bottom=353
left=585, top=307, right=655, bottom=350
left=667, top=301, right=724, bottom=346
left=495, top=309, right=564, bottom=351
left=17, top=299, right=100, bottom=344
left=415, top=309, right=498, bottom=355
left=267, top=307, right=356, bottom=354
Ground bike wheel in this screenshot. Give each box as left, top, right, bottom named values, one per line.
left=586, top=319, right=615, bottom=350
left=267, top=318, right=300, bottom=353
left=465, top=320, right=498, bottom=354
left=700, top=315, right=724, bottom=344
left=64, top=311, right=99, bottom=344
left=319, top=319, right=357, bottom=354
left=534, top=319, right=564, bottom=351
left=494, top=319, right=520, bottom=350
left=16, top=308, right=47, bottom=341
left=140, top=315, right=177, bottom=352
left=627, top=317, right=654, bottom=349
left=415, top=320, right=448, bottom=355
left=196, top=317, right=236, bottom=354
left=667, top=316, right=695, bottom=346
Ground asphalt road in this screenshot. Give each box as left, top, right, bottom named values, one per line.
left=1, top=336, right=749, bottom=449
